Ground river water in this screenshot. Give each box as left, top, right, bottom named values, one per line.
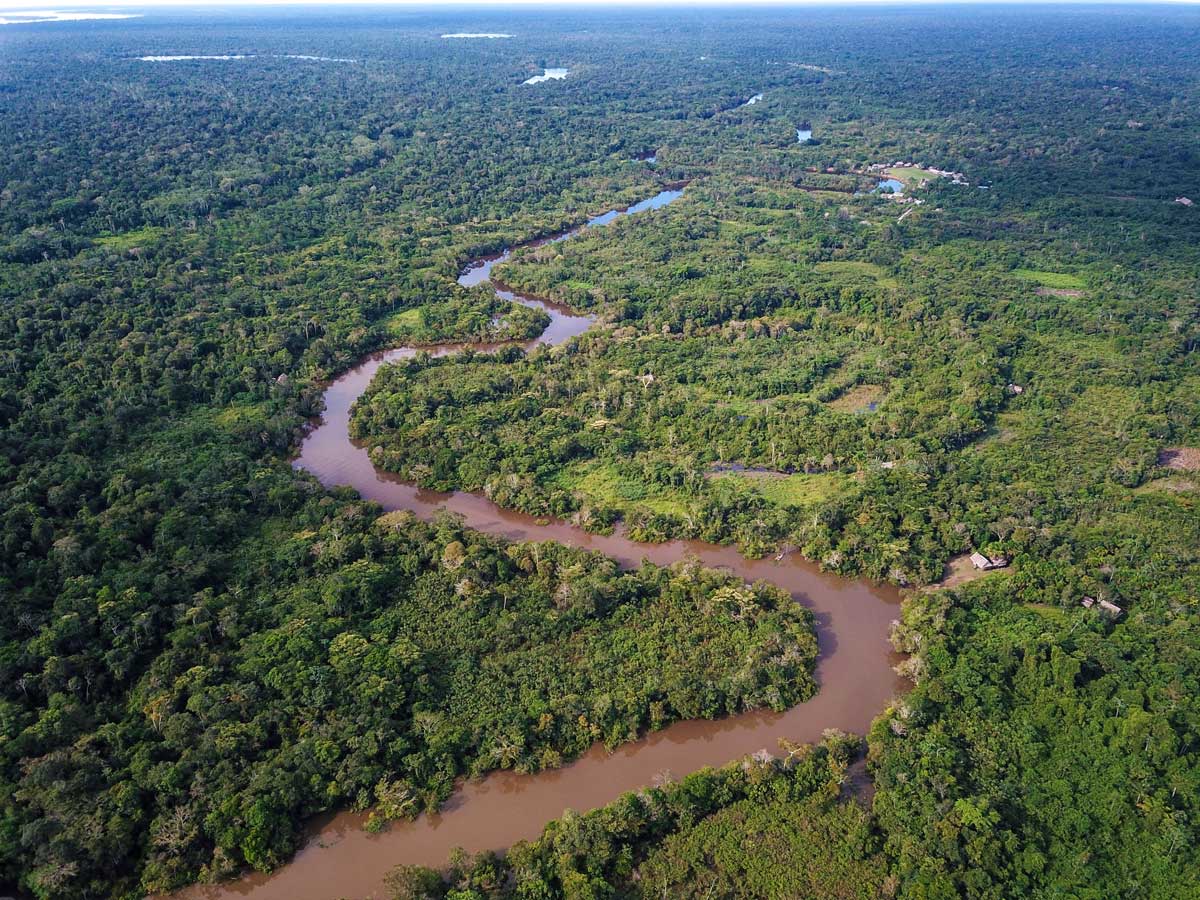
left=176, top=187, right=905, bottom=900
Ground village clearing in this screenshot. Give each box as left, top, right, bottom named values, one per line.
left=928, top=553, right=1013, bottom=591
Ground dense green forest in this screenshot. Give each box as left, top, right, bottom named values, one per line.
left=2, top=5, right=1199, bottom=899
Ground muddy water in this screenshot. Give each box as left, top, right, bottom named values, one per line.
left=179, top=189, right=905, bottom=899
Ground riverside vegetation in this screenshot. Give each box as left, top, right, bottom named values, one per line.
left=2, top=6, right=1199, bottom=899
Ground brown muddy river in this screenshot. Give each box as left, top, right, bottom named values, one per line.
left=177, top=187, right=906, bottom=900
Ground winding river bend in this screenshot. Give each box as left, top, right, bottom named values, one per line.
left=183, top=188, right=905, bottom=900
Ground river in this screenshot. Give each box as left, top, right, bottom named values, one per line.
left=176, top=186, right=905, bottom=900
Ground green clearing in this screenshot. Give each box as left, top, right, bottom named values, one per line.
left=884, top=165, right=942, bottom=185
left=211, top=402, right=271, bottom=430
left=385, top=306, right=424, bottom=334
left=1134, top=475, right=1198, bottom=494
left=826, top=384, right=885, bottom=414
left=714, top=471, right=847, bottom=508
left=1012, top=268, right=1087, bottom=290
left=93, top=225, right=165, bottom=251
left=814, top=259, right=898, bottom=287
left=559, top=460, right=696, bottom=518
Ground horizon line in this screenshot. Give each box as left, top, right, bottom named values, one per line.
left=4, top=0, right=1200, bottom=10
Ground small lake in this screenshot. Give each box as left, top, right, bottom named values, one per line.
left=853, top=178, right=906, bottom=197
left=797, top=127, right=813, bottom=143
left=744, top=93, right=763, bottom=106
left=523, top=68, right=569, bottom=84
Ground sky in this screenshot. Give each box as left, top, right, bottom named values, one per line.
left=1, top=0, right=1195, bottom=10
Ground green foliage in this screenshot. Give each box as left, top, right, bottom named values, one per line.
left=386, top=295, right=550, bottom=344
left=875, top=580, right=1200, bottom=900
left=6, top=479, right=817, bottom=896
left=1, top=6, right=1199, bottom=899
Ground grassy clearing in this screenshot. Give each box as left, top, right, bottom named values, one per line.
left=385, top=307, right=424, bottom=334
left=816, top=260, right=883, bottom=278
left=559, top=460, right=695, bottom=518
left=884, top=166, right=941, bottom=186
left=1025, top=604, right=1070, bottom=624
left=827, top=384, right=885, bottom=413
left=714, top=471, right=846, bottom=508
left=687, top=384, right=766, bottom=417
left=754, top=472, right=846, bottom=507
left=815, top=260, right=898, bottom=288
left=1013, top=268, right=1086, bottom=290
left=94, top=226, right=165, bottom=251
left=1134, top=476, right=1197, bottom=494
left=211, top=402, right=271, bottom=430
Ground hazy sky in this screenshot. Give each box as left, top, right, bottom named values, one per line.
left=3, top=0, right=1196, bottom=7
left=2, top=0, right=1195, bottom=10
